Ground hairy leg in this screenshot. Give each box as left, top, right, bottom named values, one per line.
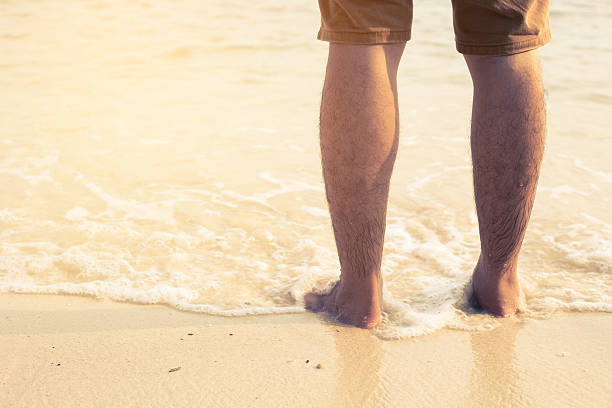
left=465, top=50, right=546, bottom=316
left=304, top=43, right=405, bottom=328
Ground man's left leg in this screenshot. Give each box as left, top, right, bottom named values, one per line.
left=306, top=0, right=412, bottom=328
left=304, top=43, right=404, bottom=328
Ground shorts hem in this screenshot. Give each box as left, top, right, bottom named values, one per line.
left=317, top=29, right=411, bottom=45
left=456, top=29, right=551, bottom=56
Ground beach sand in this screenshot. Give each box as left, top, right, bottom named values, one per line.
left=1, top=294, right=610, bottom=407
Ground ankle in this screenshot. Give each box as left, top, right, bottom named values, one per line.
left=339, top=269, right=381, bottom=288
left=478, top=255, right=518, bottom=279
left=472, top=257, right=522, bottom=317
left=336, top=272, right=382, bottom=305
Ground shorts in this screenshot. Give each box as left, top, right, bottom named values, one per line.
left=317, top=0, right=551, bottom=56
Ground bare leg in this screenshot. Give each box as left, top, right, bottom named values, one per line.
left=304, top=43, right=405, bottom=328
left=466, top=50, right=546, bottom=316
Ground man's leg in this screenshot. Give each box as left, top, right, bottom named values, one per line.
left=465, top=50, right=546, bottom=316
left=305, top=43, right=405, bottom=329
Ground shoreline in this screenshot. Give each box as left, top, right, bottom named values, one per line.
left=1, top=293, right=611, bottom=407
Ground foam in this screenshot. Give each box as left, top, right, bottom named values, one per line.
left=0, top=208, right=27, bottom=223
left=540, top=185, right=590, bottom=199
left=85, top=183, right=177, bottom=225
left=3, top=180, right=612, bottom=332
left=65, top=206, right=90, bottom=221
left=2, top=174, right=611, bottom=339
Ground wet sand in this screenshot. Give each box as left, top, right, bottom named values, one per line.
left=1, top=294, right=610, bottom=407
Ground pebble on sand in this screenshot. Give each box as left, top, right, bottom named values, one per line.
left=169, top=367, right=181, bottom=373
left=315, top=364, right=322, bottom=369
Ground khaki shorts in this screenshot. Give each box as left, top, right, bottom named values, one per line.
left=317, top=0, right=551, bottom=56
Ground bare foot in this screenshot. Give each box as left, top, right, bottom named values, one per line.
left=304, top=273, right=382, bottom=329
left=470, top=256, right=523, bottom=317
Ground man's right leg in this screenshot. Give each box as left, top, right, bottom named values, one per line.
left=466, top=50, right=546, bottom=316
left=304, top=43, right=404, bottom=329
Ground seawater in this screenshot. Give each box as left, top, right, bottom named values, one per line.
left=1, top=0, right=611, bottom=339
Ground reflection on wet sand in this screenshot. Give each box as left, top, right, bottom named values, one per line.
left=330, top=324, right=389, bottom=407
left=468, top=319, right=528, bottom=407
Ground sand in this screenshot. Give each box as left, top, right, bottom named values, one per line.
left=1, top=294, right=611, bottom=407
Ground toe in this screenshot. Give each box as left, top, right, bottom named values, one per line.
left=304, top=292, right=325, bottom=312
left=304, top=281, right=340, bottom=314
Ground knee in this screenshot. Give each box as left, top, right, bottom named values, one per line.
left=464, top=50, right=541, bottom=85
left=327, top=43, right=405, bottom=81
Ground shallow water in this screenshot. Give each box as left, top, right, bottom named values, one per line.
left=1, top=0, right=611, bottom=338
